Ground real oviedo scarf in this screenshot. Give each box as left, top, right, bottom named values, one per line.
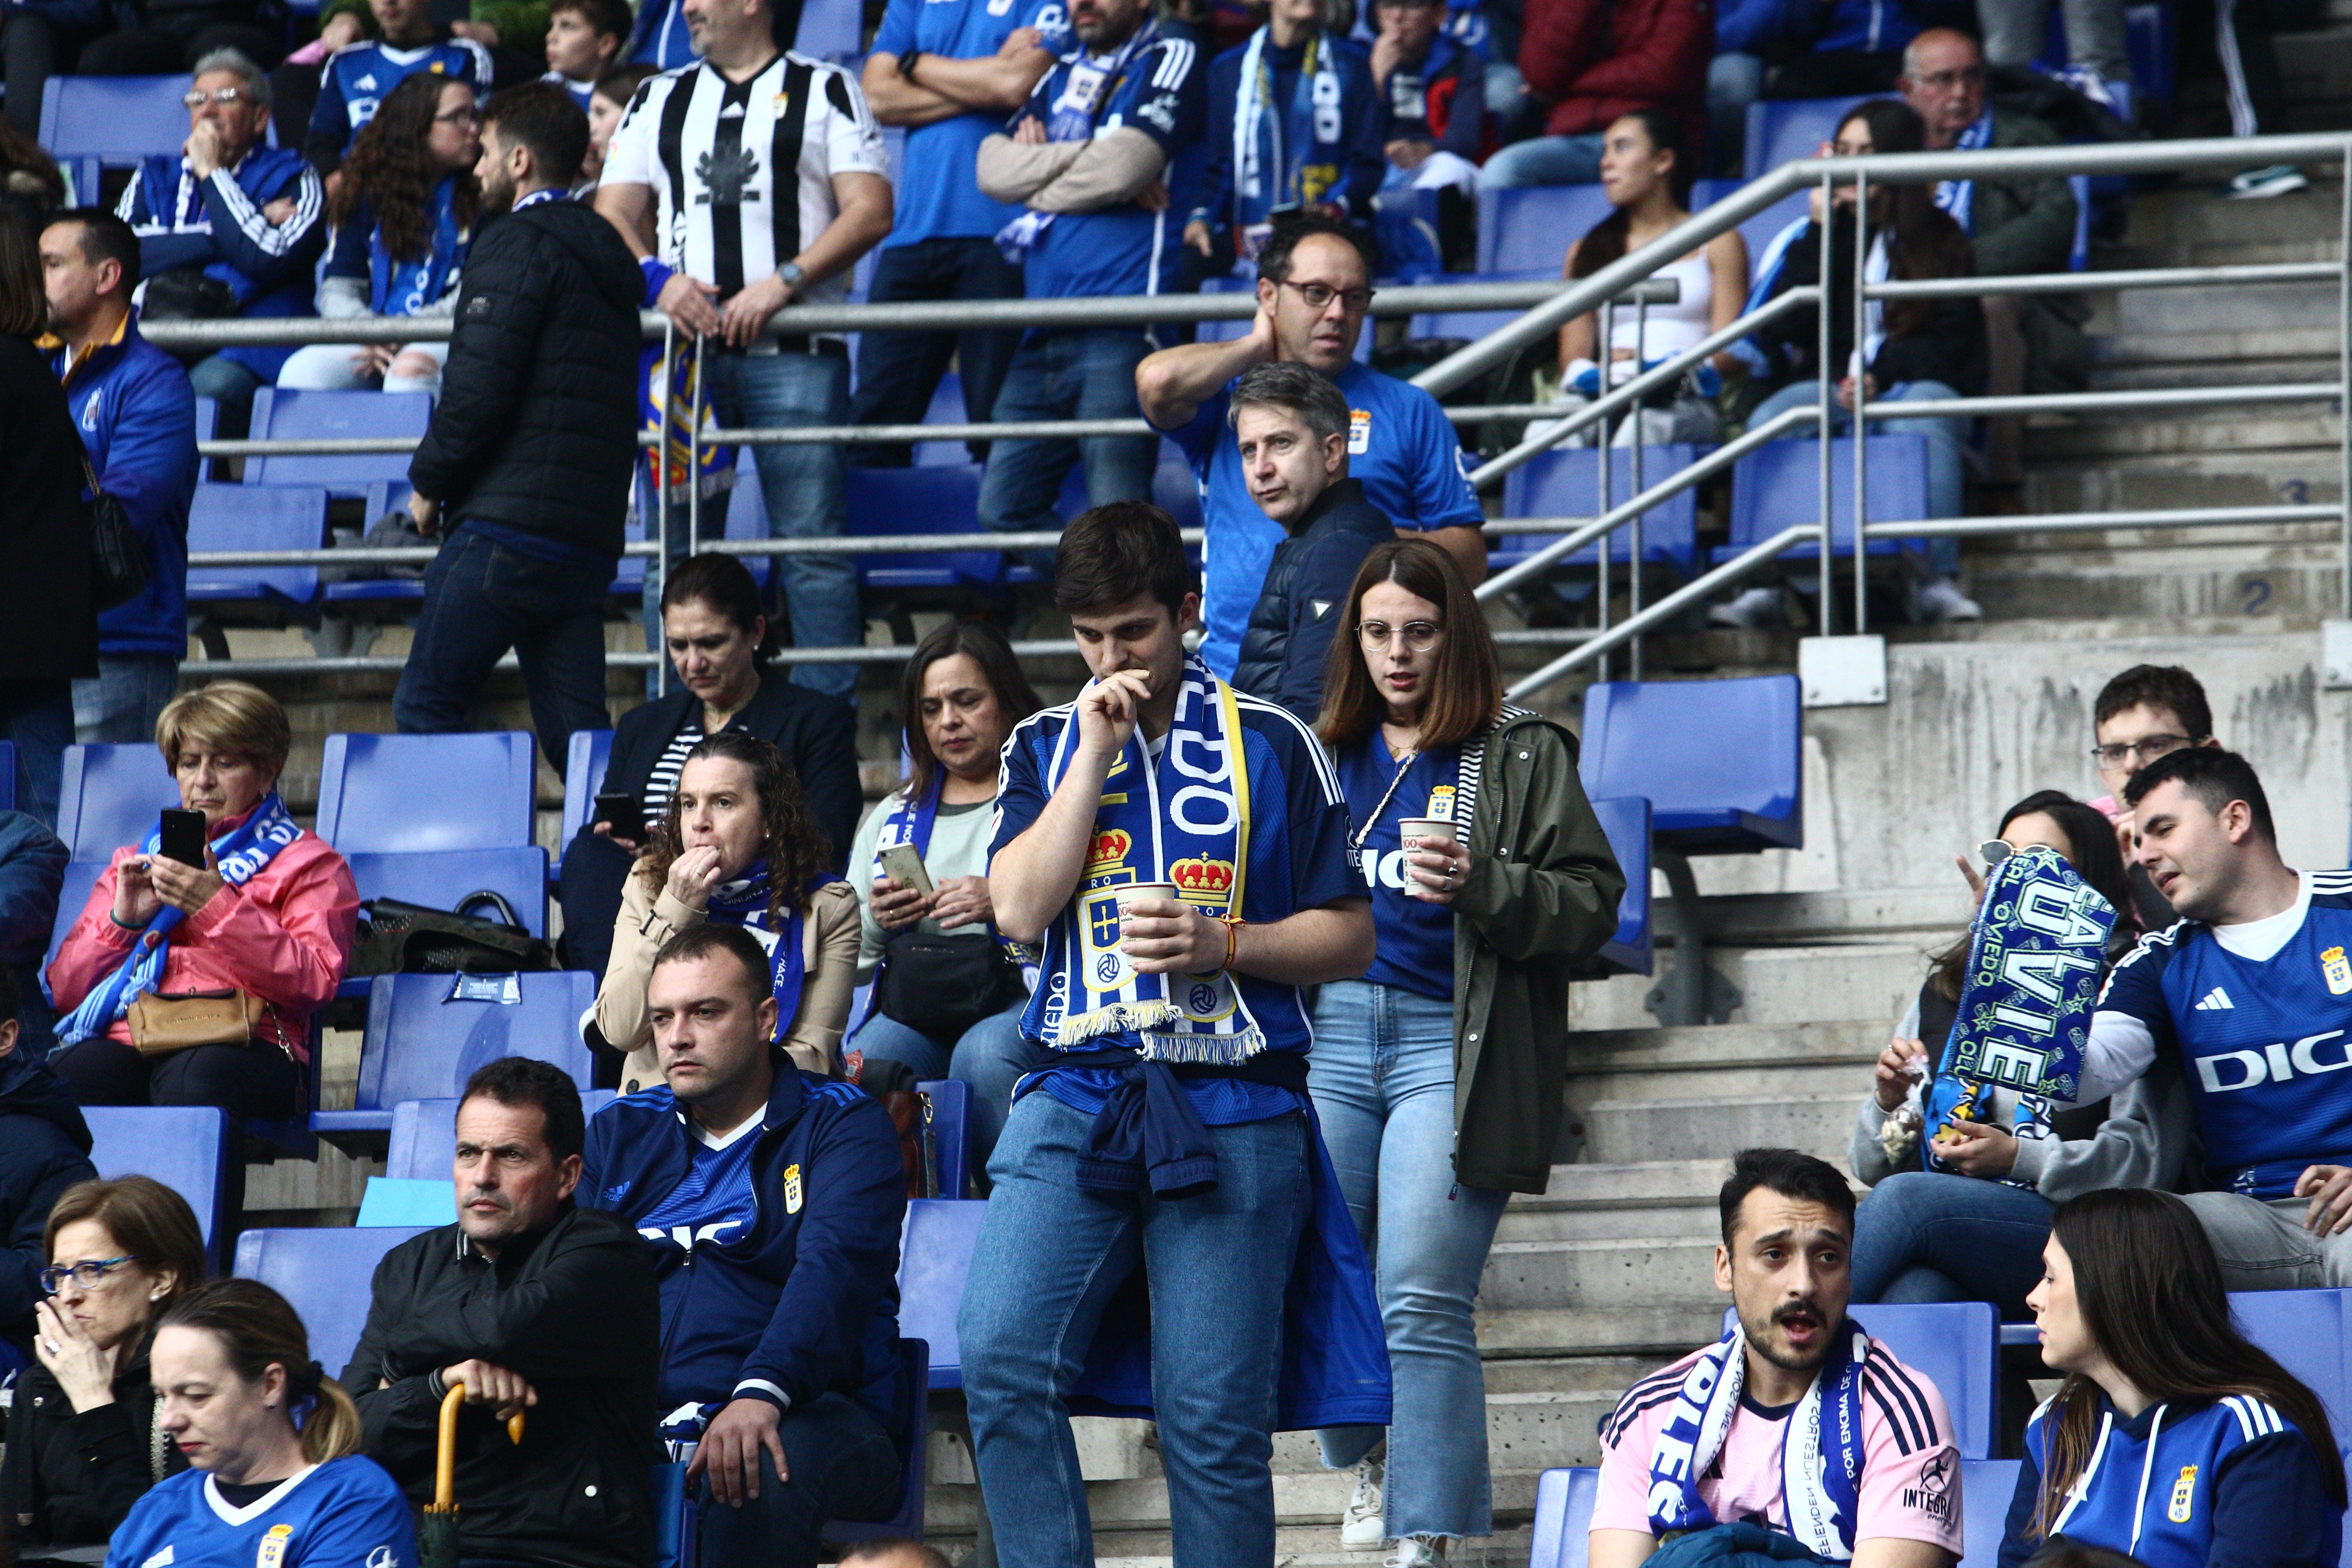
left=57, top=793, right=304, bottom=1047
left=994, top=18, right=1165, bottom=266
left=1024, top=657, right=1262, bottom=1062
left=701, top=861, right=843, bottom=1039
left=1231, top=26, right=1345, bottom=251
left=1646, top=1321, right=1869, bottom=1559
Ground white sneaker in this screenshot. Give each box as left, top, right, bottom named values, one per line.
left=1341, top=1452, right=1387, bottom=1550
left=2225, top=164, right=2308, bottom=199
left=1709, top=585, right=1786, bottom=629
left=1384, top=1537, right=1450, bottom=1568
left=1911, top=576, right=1983, bottom=623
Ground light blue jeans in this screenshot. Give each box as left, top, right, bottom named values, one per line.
left=72, top=654, right=180, bottom=744
left=1850, top=1170, right=2055, bottom=1320
left=1750, top=377, right=1967, bottom=575
left=847, top=1002, right=1042, bottom=1190
left=977, top=328, right=1159, bottom=562
left=1311, top=979, right=1509, bottom=1542
left=1476, top=131, right=1606, bottom=191
left=961, top=1091, right=1309, bottom=1568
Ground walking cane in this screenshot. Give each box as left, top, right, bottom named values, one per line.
left=420, top=1381, right=526, bottom=1568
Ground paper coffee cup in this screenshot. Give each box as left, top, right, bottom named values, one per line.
left=1115, top=882, right=1179, bottom=914
left=1399, top=818, right=1457, bottom=851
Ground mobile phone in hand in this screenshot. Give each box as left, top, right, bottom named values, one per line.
left=594, top=792, right=646, bottom=841
left=158, top=809, right=208, bottom=868
left=876, top=842, right=935, bottom=897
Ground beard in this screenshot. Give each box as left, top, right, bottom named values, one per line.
left=1743, top=1299, right=1834, bottom=1374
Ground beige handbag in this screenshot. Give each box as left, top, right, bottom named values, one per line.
left=127, top=990, right=265, bottom=1057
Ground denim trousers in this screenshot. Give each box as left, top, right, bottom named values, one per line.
left=2180, top=1190, right=2352, bottom=1290
left=701, top=346, right=860, bottom=701
left=392, top=524, right=613, bottom=771
left=1310, top=979, right=1508, bottom=1541
left=1749, top=379, right=1967, bottom=574
left=976, top=328, right=1159, bottom=554
left=961, top=1091, right=1310, bottom=1568
left=73, top=654, right=181, bottom=745
left=849, top=236, right=1025, bottom=463
left=695, top=1391, right=902, bottom=1568
left=847, top=1002, right=1044, bottom=1188
left=1849, top=1170, right=2055, bottom=1319
left=1476, top=131, right=1606, bottom=191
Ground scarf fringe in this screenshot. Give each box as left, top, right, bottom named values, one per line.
left=1062, top=999, right=1182, bottom=1043
left=1139, top=1025, right=1268, bottom=1064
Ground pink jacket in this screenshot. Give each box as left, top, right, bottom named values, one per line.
left=47, top=829, right=359, bottom=1063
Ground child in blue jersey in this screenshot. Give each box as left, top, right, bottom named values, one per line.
left=108, top=1280, right=414, bottom=1568
left=2000, top=1188, right=2345, bottom=1568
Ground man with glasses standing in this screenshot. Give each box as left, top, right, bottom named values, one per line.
left=2090, top=664, right=2225, bottom=931
left=1136, top=211, right=1485, bottom=679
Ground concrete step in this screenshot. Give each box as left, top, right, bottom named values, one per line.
left=1581, top=1091, right=1858, bottom=1164
left=1499, top=1158, right=1731, bottom=1243
left=1565, top=944, right=1924, bottom=1033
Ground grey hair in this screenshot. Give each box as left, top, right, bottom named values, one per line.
left=191, top=47, right=271, bottom=108
left=1899, top=25, right=1980, bottom=79
left=1226, top=360, right=1352, bottom=447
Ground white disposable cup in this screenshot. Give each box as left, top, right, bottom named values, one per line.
left=1115, top=882, right=1179, bottom=916
left=1398, top=819, right=1458, bottom=900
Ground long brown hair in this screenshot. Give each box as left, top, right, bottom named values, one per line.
left=44, top=1176, right=209, bottom=1310
left=332, top=72, right=478, bottom=261
left=1928, top=791, right=2133, bottom=1001
left=2027, top=1189, right=2346, bottom=1541
left=1566, top=108, right=1690, bottom=279
left=156, top=1279, right=365, bottom=1464
left=1317, top=536, right=1501, bottom=752
left=897, top=619, right=1042, bottom=803
left=637, top=732, right=833, bottom=926
left=1835, top=100, right=1974, bottom=338
left=0, top=202, right=43, bottom=339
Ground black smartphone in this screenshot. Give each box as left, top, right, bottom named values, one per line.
left=158, top=808, right=208, bottom=868
left=594, top=792, right=646, bottom=841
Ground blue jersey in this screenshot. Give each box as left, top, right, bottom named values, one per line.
left=1011, top=24, right=1205, bottom=301
left=308, top=37, right=495, bottom=166
left=1335, top=735, right=1457, bottom=1001
left=543, top=68, right=597, bottom=110
left=1172, top=361, right=1482, bottom=676
left=2091, top=872, right=2352, bottom=1196
left=104, top=1457, right=416, bottom=1568
left=873, top=0, right=1069, bottom=246
left=2000, top=1393, right=2341, bottom=1568
left=633, top=1117, right=762, bottom=1254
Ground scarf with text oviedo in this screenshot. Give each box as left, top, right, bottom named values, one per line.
left=1646, top=1320, right=1868, bottom=1559
left=1026, top=656, right=1262, bottom=1061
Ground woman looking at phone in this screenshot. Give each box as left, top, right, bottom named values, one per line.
left=844, top=621, right=1044, bottom=1188
left=1309, top=537, right=1624, bottom=1564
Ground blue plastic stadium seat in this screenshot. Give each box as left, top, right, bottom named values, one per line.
left=315, top=481, right=426, bottom=606
left=1153, top=446, right=1204, bottom=535
left=1961, top=1459, right=2019, bottom=1566
left=187, top=483, right=327, bottom=613
left=45, top=861, right=104, bottom=974
left=1408, top=266, right=1559, bottom=342
left=85, top=1106, right=230, bottom=1262
left=1585, top=796, right=1652, bottom=977
left=1479, top=185, right=1613, bottom=273
left=312, top=972, right=598, bottom=1145
left=793, top=0, right=861, bottom=55
left=2232, top=1289, right=2352, bottom=1459
left=1500, top=444, right=1703, bottom=571
left=40, top=76, right=194, bottom=192
left=1721, top=433, right=1933, bottom=563
left=234, top=1226, right=432, bottom=1376
left=1527, top=1466, right=1600, bottom=1568
left=1736, top=190, right=1814, bottom=282
left=1743, top=94, right=1874, bottom=182
left=913, top=371, right=971, bottom=468
left=1581, top=677, right=1802, bottom=854
left=1718, top=1300, right=1997, bottom=1459
left=246, top=389, right=432, bottom=495
left=560, top=729, right=616, bottom=874
left=916, top=1078, right=970, bottom=1200
left=848, top=464, right=1001, bottom=590
left=898, top=1198, right=986, bottom=1389
left=384, top=1089, right=619, bottom=1180
left=823, top=1338, right=931, bottom=1545
left=57, top=743, right=183, bottom=862
left=317, top=732, right=538, bottom=852
left=341, top=848, right=551, bottom=942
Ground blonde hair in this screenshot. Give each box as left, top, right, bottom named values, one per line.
left=155, top=681, right=291, bottom=779
left=157, top=1279, right=364, bottom=1463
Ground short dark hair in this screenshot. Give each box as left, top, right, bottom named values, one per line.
left=660, top=552, right=779, bottom=663
left=1052, top=501, right=1196, bottom=619
left=1718, top=1148, right=1855, bottom=1245
left=1256, top=210, right=1377, bottom=288
left=838, top=1543, right=953, bottom=1568
left=47, top=208, right=140, bottom=293
left=2093, top=664, right=2212, bottom=742
left=459, top=1055, right=586, bottom=1163
left=2121, top=746, right=2275, bottom=843
left=481, top=82, right=591, bottom=188
left=649, top=922, right=775, bottom=1011
left=548, top=0, right=632, bottom=42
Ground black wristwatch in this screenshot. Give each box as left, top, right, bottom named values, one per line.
left=897, top=47, right=923, bottom=80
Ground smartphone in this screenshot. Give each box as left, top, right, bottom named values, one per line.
left=158, top=808, right=208, bottom=869
left=594, top=792, right=646, bottom=842
left=876, top=842, right=936, bottom=897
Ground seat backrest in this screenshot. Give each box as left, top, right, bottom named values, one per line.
left=1743, top=94, right=1874, bottom=181
left=40, top=75, right=191, bottom=161
left=58, top=744, right=184, bottom=862
left=897, top=1199, right=988, bottom=1388
left=187, top=483, right=328, bottom=604
left=1960, top=1458, right=2019, bottom=1566
left=248, top=389, right=433, bottom=493
left=1729, top=433, right=1934, bottom=543
left=317, top=732, right=538, bottom=852
left=1717, top=1301, right=1998, bottom=1460
left=46, top=860, right=106, bottom=974
left=793, top=0, right=860, bottom=55
left=233, top=1225, right=433, bottom=1377
left=1527, top=1466, right=1602, bottom=1568
left=84, top=1106, right=231, bottom=1261
left=1730, top=188, right=1813, bottom=284
left=1502, top=444, right=1701, bottom=542
left=1407, top=266, right=1560, bottom=343
left=1581, top=677, right=1802, bottom=832
left=386, top=1089, right=618, bottom=1179
left=355, top=972, right=597, bottom=1114
left=1586, top=795, right=1651, bottom=975
left=850, top=465, right=1002, bottom=588
left=1479, top=184, right=1614, bottom=273
left=563, top=730, right=616, bottom=851
left=342, top=847, right=550, bottom=936
left=2233, top=1288, right=2352, bottom=1459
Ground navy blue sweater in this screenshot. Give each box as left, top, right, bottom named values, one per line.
left=1232, top=477, right=1397, bottom=723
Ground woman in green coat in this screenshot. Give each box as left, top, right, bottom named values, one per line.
left=1309, top=536, right=1626, bottom=1568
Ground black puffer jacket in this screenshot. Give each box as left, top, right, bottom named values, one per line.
left=0, top=336, right=98, bottom=683
left=0, top=1049, right=95, bottom=1356
left=407, top=195, right=643, bottom=556
left=1231, top=478, right=1396, bottom=722
left=3, top=1336, right=185, bottom=1550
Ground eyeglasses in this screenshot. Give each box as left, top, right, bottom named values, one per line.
left=434, top=107, right=482, bottom=127
left=2091, top=734, right=2201, bottom=769
left=1358, top=620, right=1442, bottom=652
left=182, top=87, right=255, bottom=107
left=40, top=1256, right=140, bottom=1294
left=1279, top=279, right=1376, bottom=313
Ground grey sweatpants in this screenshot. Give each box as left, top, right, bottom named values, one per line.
left=2182, top=1190, right=2352, bottom=1289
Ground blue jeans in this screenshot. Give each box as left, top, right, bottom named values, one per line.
left=1476, top=131, right=1606, bottom=191
left=0, top=679, right=75, bottom=825
left=961, top=1091, right=1310, bottom=1568
left=701, top=346, right=860, bottom=701
left=1850, top=1170, right=2055, bottom=1320
left=1749, top=378, right=1967, bottom=575
left=695, top=1391, right=902, bottom=1568
left=848, top=1002, right=1044, bottom=1189
left=1310, top=979, right=1507, bottom=1542
left=73, top=654, right=180, bottom=745
left=392, top=524, right=614, bottom=771
left=976, top=328, right=1158, bottom=561
left=850, top=236, right=1024, bottom=464
left=188, top=353, right=261, bottom=441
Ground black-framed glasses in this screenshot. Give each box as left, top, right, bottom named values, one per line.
left=1279, top=279, right=1375, bottom=313
left=40, top=1256, right=140, bottom=1294
left=183, top=86, right=255, bottom=107
left=2091, top=734, right=2201, bottom=769
left=1358, top=620, right=1442, bottom=652
left=434, top=106, right=482, bottom=127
